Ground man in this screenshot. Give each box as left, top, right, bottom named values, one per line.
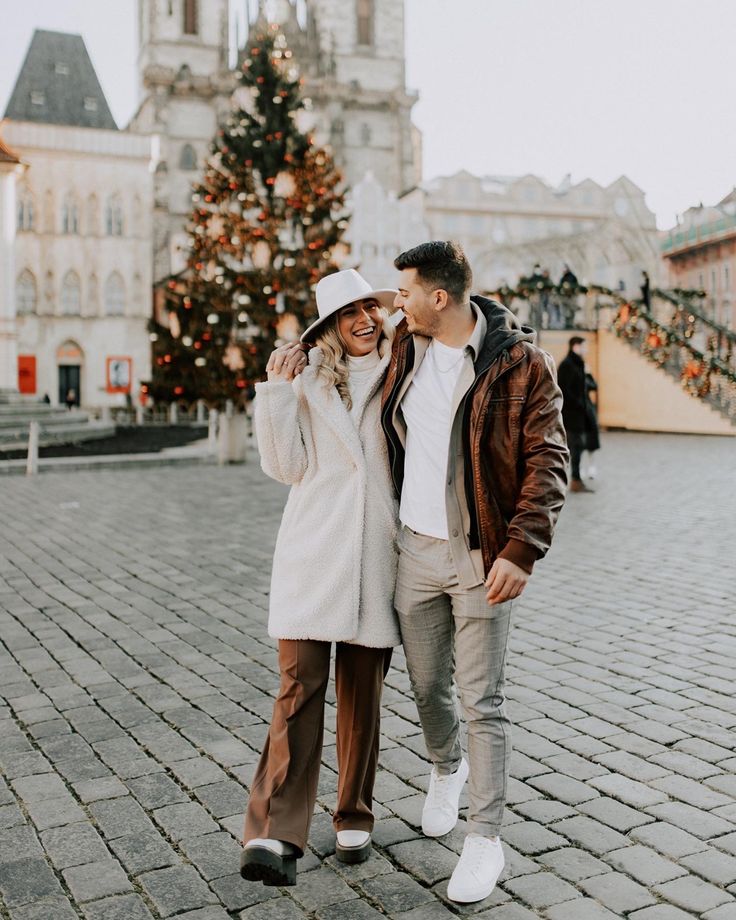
left=559, top=264, right=578, bottom=288
left=640, top=269, right=651, bottom=311
left=382, top=241, right=568, bottom=902
left=556, top=336, right=592, bottom=493
left=557, top=264, right=579, bottom=329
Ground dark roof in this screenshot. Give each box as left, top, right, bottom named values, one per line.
left=4, top=29, right=117, bottom=130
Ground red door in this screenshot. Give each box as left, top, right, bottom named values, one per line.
left=18, top=355, right=37, bottom=394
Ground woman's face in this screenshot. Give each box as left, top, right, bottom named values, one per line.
left=337, top=298, right=383, bottom=357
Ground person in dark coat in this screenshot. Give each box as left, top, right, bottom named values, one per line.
left=583, top=371, right=600, bottom=478
left=640, top=270, right=651, bottom=311
left=559, top=265, right=578, bottom=288
left=557, top=337, right=592, bottom=492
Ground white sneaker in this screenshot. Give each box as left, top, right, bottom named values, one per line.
left=422, top=757, right=469, bottom=837
left=447, top=834, right=505, bottom=903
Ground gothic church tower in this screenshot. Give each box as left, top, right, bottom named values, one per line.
left=261, top=0, right=420, bottom=197
left=302, top=0, right=419, bottom=196
left=131, top=0, right=231, bottom=281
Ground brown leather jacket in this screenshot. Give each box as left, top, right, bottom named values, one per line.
left=381, top=296, right=569, bottom=574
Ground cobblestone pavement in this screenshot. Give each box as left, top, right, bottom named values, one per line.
left=1, top=431, right=735, bottom=920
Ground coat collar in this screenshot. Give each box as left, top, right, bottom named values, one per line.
left=297, top=342, right=390, bottom=463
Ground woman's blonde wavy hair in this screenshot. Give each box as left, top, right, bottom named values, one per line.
left=314, top=303, right=394, bottom=411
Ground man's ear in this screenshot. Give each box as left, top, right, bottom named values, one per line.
left=434, top=289, right=449, bottom=312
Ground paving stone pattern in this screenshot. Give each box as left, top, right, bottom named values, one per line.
left=1, top=432, right=735, bottom=919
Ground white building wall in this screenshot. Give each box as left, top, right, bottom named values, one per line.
left=4, top=122, right=153, bottom=407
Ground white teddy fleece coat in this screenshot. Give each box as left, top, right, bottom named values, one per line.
left=253, top=341, right=400, bottom=648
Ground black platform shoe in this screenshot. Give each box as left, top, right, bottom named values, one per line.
left=335, top=831, right=372, bottom=865
left=240, top=841, right=297, bottom=886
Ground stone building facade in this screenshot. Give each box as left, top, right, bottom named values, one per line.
left=662, top=189, right=736, bottom=329
left=419, top=171, right=662, bottom=295
left=4, top=31, right=153, bottom=407
left=130, top=0, right=232, bottom=283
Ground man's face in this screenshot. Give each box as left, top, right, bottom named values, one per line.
left=394, top=268, right=441, bottom=337
left=573, top=341, right=588, bottom=358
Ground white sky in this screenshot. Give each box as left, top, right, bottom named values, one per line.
left=1, top=0, right=734, bottom=228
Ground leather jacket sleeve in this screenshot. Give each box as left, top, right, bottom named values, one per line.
left=498, top=350, right=569, bottom=571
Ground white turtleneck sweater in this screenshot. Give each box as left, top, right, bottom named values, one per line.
left=347, top=350, right=380, bottom=422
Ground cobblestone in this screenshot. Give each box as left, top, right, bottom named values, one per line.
left=1, top=432, right=735, bottom=917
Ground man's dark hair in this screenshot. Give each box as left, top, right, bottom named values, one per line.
left=568, top=336, right=585, bottom=349
left=394, top=241, right=472, bottom=303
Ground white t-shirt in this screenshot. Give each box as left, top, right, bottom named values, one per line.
left=399, top=339, right=466, bottom=539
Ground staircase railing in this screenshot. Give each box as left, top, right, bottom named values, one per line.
left=489, top=282, right=736, bottom=423
left=606, top=289, right=736, bottom=423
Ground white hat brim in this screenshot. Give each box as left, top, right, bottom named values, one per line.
left=300, top=288, right=399, bottom=343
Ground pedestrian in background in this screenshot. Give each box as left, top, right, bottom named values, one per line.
left=583, top=370, right=600, bottom=479
left=641, top=270, right=651, bottom=311
left=557, top=336, right=593, bottom=492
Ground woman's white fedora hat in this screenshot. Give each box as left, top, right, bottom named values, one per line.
left=300, top=269, right=398, bottom=343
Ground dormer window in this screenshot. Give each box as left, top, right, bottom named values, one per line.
left=30, top=91, right=45, bottom=106
left=183, top=0, right=198, bottom=35
left=55, top=62, right=69, bottom=75
left=84, top=97, right=98, bottom=112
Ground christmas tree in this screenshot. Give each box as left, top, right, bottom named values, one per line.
left=148, top=24, right=348, bottom=406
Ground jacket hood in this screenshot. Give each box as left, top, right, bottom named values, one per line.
left=470, top=295, right=536, bottom=374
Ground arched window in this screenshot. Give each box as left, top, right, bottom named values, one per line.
left=87, top=194, right=99, bottom=235
left=357, top=0, right=374, bottom=45
left=104, top=272, right=126, bottom=316
left=105, top=196, right=124, bottom=236
left=179, top=143, right=197, bottom=170
left=17, top=192, right=35, bottom=231
left=61, top=271, right=81, bottom=315
left=183, top=0, right=198, bottom=34
left=132, top=273, right=143, bottom=311
left=16, top=270, right=37, bottom=314
left=62, top=194, right=80, bottom=235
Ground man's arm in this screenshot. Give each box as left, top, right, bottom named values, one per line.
left=487, top=350, right=569, bottom=604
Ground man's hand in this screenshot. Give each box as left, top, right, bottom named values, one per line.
left=485, top=558, right=529, bottom=606
left=267, top=343, right=308, bottom=383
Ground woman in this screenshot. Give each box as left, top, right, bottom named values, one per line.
left=582, top=370, right=601, bottom=479
left=240, top=269, right=400, bottom=887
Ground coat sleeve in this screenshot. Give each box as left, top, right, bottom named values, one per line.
left=253, top=380, right=308, bottom=485
left=498, top=350, right=570, bottom=572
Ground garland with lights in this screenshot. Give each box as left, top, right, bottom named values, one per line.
left=146, top=25, right=348, bottom=406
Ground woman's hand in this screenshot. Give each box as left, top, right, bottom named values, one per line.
left=267, top=343, right=308, bottom=382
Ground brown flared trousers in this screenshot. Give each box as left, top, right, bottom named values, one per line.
left=244, top=639, right=392, bottom=855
